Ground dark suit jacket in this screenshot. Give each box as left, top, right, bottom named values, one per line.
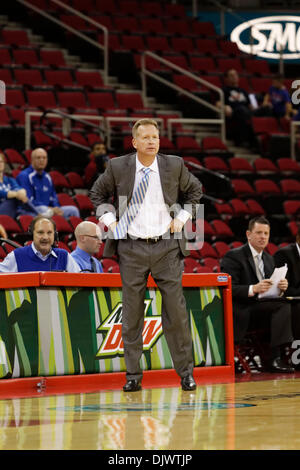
left=274, top=243, right=300, bottom=297
left=89, top=152, right=202, bottom=258
left=221, top=243, right=275, bottom=302
left=220, top=243, right=276, bottom=341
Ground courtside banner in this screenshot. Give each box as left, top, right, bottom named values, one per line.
left=194, top=10, right=300, bottom=61
left=0, top=285, right=225, bottom=379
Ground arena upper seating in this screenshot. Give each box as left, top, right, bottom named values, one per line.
left=0, top=0, right=299, bottom=272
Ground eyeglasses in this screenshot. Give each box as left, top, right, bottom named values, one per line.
left=83, top=234, right=101, bottom=240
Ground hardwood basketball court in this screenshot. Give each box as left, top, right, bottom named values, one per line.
left=1, top=371, right=300, bottom=450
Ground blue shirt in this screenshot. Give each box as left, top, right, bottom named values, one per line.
left=71, top=247, right=103, bottom=273
left=268, top=86, right=290, bottom=116
left=0, top=243, right=80, bottom=273
left=16, top=165, right=60, bottom=207
left=0, top=175, right=22, bottom=203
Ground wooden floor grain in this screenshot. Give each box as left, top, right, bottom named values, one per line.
left=1, top=374, right=300, bottom=450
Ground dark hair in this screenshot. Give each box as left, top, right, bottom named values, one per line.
left=248, top=216, right=270, bottom=231
left=29, top=215, right=57, bottom=234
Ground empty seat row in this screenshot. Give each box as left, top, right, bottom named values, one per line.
left=28, top=0, right=189, bottom=18
left=0, top=47, right=67, bottom=67
left=0, top=67, right=106, bottom=89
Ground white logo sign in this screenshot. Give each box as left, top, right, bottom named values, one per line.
left=231, top=15, right=300, bottom=59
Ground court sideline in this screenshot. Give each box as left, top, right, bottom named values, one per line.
left=1, top=372, right=300, bottom=450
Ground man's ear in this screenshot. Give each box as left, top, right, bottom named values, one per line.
left=132, top=138, right=137, bottom=149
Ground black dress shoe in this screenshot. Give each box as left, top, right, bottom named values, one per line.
left=181, top=375, right=196, bottom=391
left=268, top=357, right=295, bottom=373
left=123, top=379, right=142, bottom=392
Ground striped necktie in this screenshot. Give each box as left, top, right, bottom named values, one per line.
left=113, top=167, right=151, bottom=240
left=255, top=253, right=265, bottom=281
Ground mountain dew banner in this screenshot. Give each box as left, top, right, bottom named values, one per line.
left=0, top=282, right=226, bottom=379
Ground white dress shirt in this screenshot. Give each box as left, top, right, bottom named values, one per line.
left=101, top=154, right=191, bottom=238
left=0, top=243, right=80, bottom=273
left=248, top=243, right=264, bottom=297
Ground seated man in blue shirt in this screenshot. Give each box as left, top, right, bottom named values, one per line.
left=16, top=148, right=80, bottom=219
left=0, top=216, right=80, bottom=272
left=71, top=221, right=103, bottom=273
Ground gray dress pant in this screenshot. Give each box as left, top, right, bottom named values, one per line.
left=117, top=236, right=194, bottom=382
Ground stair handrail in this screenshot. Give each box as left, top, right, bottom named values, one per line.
left=141, top=51, right=226, bottom=142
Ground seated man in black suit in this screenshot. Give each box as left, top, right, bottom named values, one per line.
left=274, top=228, right=300, bottom=342
left=221, top=216, right=294, bottom=373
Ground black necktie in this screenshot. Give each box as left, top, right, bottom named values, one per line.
left=90, top=257, right=97, bottom=273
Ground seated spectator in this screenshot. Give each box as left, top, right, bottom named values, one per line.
left=84, top=141, right=110, bottom=187
left=262, top=75, right=293, bottom=119
left=71, top=221, right=103, bottom=273
left=0, top=152, right=29, bottom=218
left=0, top=215, right=80, bottom=272
left=274, top=228, right=300, bottom=344
left=220, top=216, right=294, bottom=373
left=216, top=69, right=258, bottom=148
left=16, top=148, right=80, bottom=219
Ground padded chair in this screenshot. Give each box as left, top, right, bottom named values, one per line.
left=49, top=171, right=70, bottom=191
left=12, top=49, right=40, bottom=66
left=189, top=56, right=216, bottom=74
left=277, top=158, right=300, bottom=175
left=68, top=216, right=83, bottom=231
left=14, top=69, right=44, bottom=87
left=245, top=199, right=266, bottom=216
left=65, top=172, right=85, bottom=190
left=195, top=39, right=219, bottom=55
left=56, top=91, right=87, bottom=110
left=210, top=219, right=234, bottom=240
left=17, top=214, right=34, bottom=232
left=184, top=257, right=200, bottom=273
left=115, top=91, right=145, bottom=110
left=254, top=179, right=281, bottom=196
left=203, top=156, right=229, bottom=173
left=75, top=70, right=105, bottom=89
left=229, top=198, right=250, bottom=217
left=217, top=58, right=243, bottom=73
left=244, top=59, right=271, bottom=76
left=2, top=29, right=30, bottom=46
left=51, top=215, right=73, bottom=236
left=87, top=92, right=115, bottom=109
left=0, top=215, right=22, bottom=236
left=253, top=158, right=278, bottom=175
left=231, top=179, right=256, bottom=198
left=3, top=149, right=27, bottom=167
left=101, top=258, right=120, bottom=273
left=57, top=193, right=77, bottom=207
left=40, top=49, right=66, bottom=67
left=44, top=70, right=74, bottom=87
left=283, top=200, right=300, bottom=218
left=234, top=330, right=268, bottom=374
left=199, top=241, right=218, bottom=259
left=201, top=257, right=220, bottom=272
left=27, top=90, right=57, bottom=109
left=73, top=194, right=94, bottom=215
left=201, top=137, right=228, bottom=153
left=280, top=179, right=300, bottom=197
left=228, top=157, right=254, bottom=176
left=212, top=241, right=230, bottom=259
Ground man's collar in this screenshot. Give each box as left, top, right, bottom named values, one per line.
left=135, top=154, right=158, bottom=172
left=31, top=242, right=57, bottom=259
left=248, top=242, right=263, bottom=258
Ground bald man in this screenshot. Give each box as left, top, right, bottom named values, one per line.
left=71, top=221, right=103, bottom=273
left=16, top=148, right=80, bottom=219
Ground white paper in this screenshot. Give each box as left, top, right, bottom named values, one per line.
left=258, top=264, right=288, bottom=299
